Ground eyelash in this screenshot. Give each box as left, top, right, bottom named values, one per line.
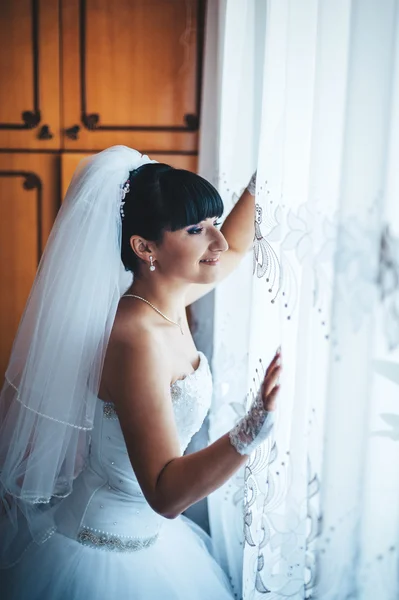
left=187, top=221, right=222, bottom=235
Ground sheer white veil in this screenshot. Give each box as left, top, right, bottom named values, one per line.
left=0, top=145, right=156, bottom=567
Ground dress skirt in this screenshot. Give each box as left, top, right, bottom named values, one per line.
left=1, top=514, right=235, bottom=600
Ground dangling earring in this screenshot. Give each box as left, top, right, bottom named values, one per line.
left=149, top=256, right=156, bottom=272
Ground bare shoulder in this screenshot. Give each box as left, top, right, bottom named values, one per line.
left=105, top=299, right=171, bottom=394
left=111, top=295, right=152, bottom=338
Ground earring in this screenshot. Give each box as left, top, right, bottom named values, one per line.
left=149, top=256, right=156, bottom=271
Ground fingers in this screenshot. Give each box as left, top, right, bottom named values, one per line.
left=262, top=347, right=282, bottom=411
left=265, top=347, right=282, bottom=377
left=264, top=384, right=279, bottom=411
left=263, top=364, right=281, bottom=397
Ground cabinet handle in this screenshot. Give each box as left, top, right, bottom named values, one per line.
left=82, top=113, right=99, bottom=130
left=184, top=114, right=199, bottom=130
left=37, top=125, right=54, bottom=140
left=65, top=125, right=81, bottom=140
left=22, top=110, right=41, bottom=129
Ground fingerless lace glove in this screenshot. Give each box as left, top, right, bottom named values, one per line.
left=246, top=171, right=257, bottom=196
left=228, top=387, right=275, bottom=455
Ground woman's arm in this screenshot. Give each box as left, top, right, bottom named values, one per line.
left=185, top=172, right=257, bottom=307
left=220, top=172, right=257, bottom=255
left=105, top=316, right=279, bottom=520
left=154, top=433, right=247, bottom=518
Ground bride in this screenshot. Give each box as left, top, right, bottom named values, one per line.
left=0, top=146, right=281, bottom=599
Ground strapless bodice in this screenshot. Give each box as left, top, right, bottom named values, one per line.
left=54, top=351, right=212, bottom=552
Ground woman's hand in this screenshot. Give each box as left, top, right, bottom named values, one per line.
left=228, top=348, right=281, bottom=456
left=261, top=348, right=281, bottom=412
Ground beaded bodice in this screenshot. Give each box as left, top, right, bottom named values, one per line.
left=54, top=351, right=212, bottom=552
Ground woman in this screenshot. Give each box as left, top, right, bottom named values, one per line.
left=0, top=146, right=281, bottom=599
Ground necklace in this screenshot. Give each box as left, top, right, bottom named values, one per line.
left=122, top=294, right=184, bottom=335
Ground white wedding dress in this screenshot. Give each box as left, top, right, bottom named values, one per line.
left=1, top=351, right=235, bottom=599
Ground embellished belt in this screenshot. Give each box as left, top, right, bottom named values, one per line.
left=77, top=526, right=160, bottom=553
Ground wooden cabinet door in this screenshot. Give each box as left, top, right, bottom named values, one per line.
left=61, top=0, right=203, bottom=152
left=61, top=151, right=198, bottom=198
left=0, top=153, right=59, bottom=379
left=0, top=0, right=61, bottom=149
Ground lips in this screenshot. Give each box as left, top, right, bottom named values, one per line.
left=200, top=257, right=220, bottom=263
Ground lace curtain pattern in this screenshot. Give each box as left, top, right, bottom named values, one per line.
left=197, top=1, right=399, bottom=598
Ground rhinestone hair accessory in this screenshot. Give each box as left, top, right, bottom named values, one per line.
left=120, top=179, right=130, bottom=219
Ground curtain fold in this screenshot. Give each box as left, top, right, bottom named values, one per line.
left=200, top=1, right=399, bottom=598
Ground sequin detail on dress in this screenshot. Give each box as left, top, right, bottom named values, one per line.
left=77, top=526, right=159, bottom=552
left=101, top=352, right=212, bottom=451
left=103, top=403, right=118, bottom=419
left=169, top=353, right=212, bottom=450
left=170, top=383, right=183, bottom=402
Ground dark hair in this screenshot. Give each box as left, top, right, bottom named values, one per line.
left=121, top=163, right=224, bottom=275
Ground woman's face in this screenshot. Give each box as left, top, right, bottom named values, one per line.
left=153, top=216, right=229, bottom=284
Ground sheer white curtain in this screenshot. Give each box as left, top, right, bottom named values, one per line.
left=199, top=1, right=399, bottom=598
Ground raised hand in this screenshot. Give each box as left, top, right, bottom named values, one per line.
left=261, top=347, right=281, bottom=412
left=228, top=347, right=281, bottom=456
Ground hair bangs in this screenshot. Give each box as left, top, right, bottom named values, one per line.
left=160, top=169, right=224, bottom=231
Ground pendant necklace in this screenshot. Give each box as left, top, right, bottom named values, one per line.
left=122, top=294, right=184, bottom=335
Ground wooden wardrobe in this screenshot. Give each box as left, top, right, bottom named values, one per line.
left=0, top=0, right=205, bottom=378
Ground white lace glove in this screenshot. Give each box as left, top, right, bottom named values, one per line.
left=228, top=349, right=281, bottom=456
left=246, top=170, right=257, bottom=196
left=228, top=390, right=275, bottom=455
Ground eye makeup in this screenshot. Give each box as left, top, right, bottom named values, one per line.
left=186, top=219, right=222, bottom=235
